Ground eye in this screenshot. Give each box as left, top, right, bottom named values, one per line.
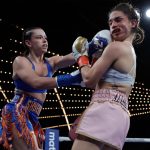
left=108, top=20, right=112, bottom=26
left=38, top=36, right=43, bottom=39
left=115, top=17, right=123, bottom=23
left=33, top=36, right=42, bottom=39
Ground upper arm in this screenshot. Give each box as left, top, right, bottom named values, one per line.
left=13, top=56, right=42, bottom=88
left=13, top=56, right=58, bottom=89
left=47, top=53, right=75, bottom=71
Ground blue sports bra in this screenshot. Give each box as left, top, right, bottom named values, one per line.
left=14, top=58, right=53, bottom=93
left=101, top=64, right=136, bottom=86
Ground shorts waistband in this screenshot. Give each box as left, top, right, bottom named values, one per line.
left=13, top=94, right=43, bottom=116
left=91, top=89, right=128, bottom=110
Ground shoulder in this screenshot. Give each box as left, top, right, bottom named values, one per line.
left=105, top=41, right=131, bottom=56
left=13, top=56, right=31, bottom=67
left=45, top=56, right=56, bottom=68
left=14, top=56, right=25, bottom=62
left=107, top=41, right=126, bottom=50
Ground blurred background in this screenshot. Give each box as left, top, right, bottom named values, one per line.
left=0, top=0, right=150, bottom=149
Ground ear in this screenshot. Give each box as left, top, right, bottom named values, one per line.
left=131, top=19, right=138, bottom=28
left=25, top=40, right=32, bottom=48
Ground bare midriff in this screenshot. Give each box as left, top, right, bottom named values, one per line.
left=96, top=81, right=133, bottom=98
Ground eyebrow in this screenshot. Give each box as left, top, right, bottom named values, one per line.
left=109, top=16, right=123, bottom=22
left=108, top=16, right=124, bottom=24
left=33, top=34, right=47, bottom=38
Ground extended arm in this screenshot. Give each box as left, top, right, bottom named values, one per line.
left=13, top=56, right=84, bottom=90
left=47, top=53, right=76, bottom=72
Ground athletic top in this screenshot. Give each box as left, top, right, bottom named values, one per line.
left=101, top=64, right=136, bottom=86
left=14, top=58, right=53, bottom=93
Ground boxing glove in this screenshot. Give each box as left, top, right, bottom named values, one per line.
left=72, top=36, right=90, bottom=68
left=88, top=29, right=112, bottom=57
left=56, top=70, right=85, bottom=87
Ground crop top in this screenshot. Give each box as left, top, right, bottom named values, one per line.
left=101, top=64, right=136, bottom=86
left=14, top=58, right=53, bottom=93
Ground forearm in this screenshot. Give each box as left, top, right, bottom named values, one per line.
left=56, top=69, right=84, bottom=87
left=30, top=70, right=84, bottom=89
left=80, top=66, right=95, bottom=88
left=31, top=77, right=58, bottom=89
left=57, top=53, right=76, bottom=69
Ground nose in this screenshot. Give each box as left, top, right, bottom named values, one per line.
left=43, top=37, right=47, bottom=43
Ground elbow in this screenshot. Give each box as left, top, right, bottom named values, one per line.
left=83, top=78, right=96, bottom=89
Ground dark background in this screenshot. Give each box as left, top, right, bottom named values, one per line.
left=0, top=0, right=150, bottom=149
left=1, top=0, right=150, bottom=85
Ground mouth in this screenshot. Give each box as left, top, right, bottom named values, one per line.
left=112, top=28, right=121, bottom=35
left=42, top=44, right=48, bottom=48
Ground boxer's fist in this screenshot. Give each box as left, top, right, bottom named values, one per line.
left=72, top=36, right=89, bottom=61
left=88, top=29, right=112, bottom=57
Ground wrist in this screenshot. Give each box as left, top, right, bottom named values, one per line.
left=56, top=72, right=82, bottom=87
left=77, top=56, right=90, bottom=68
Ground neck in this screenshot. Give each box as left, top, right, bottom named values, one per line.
left=125, top=34, right=135, bottom=44
left=124, top=40, right=132, bottom=45
left=28, top=53, right=44, bottom=63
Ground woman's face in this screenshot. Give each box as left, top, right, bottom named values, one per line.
left=108, top=10, right=136, bottom=41
left=27, top=28, right=48, bottom=54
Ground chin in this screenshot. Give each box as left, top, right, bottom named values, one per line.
left=43, top=51, right=47, bottom=54
left=42, top=49, right=48, bottom=53
left=113, top=36, right=125, bottom=42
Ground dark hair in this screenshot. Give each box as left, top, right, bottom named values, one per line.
left=109, top=3, right=144, bottom=45
left=22, top=27, right=42, bottom=56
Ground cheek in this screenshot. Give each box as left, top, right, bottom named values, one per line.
left=122, top=27, right=128, bottom=33
left=34, top=41, right=41, bottom=46
left=123, top=22, right=132, bottom=30
left=120, top=24, right=129, bottom=33
left=125, top=26, right=132, bottom=34
left=32, top=42, right=40, bottom=49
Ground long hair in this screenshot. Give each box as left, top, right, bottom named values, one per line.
left=109, top=3, right=145, bottom=45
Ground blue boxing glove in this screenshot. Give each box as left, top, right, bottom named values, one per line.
left=88, top=29, right=112, bottom=57
left=56, top=70, right=85, bottom=87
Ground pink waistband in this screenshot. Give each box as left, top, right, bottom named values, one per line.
left=91, top=89, right=128, bottom=110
